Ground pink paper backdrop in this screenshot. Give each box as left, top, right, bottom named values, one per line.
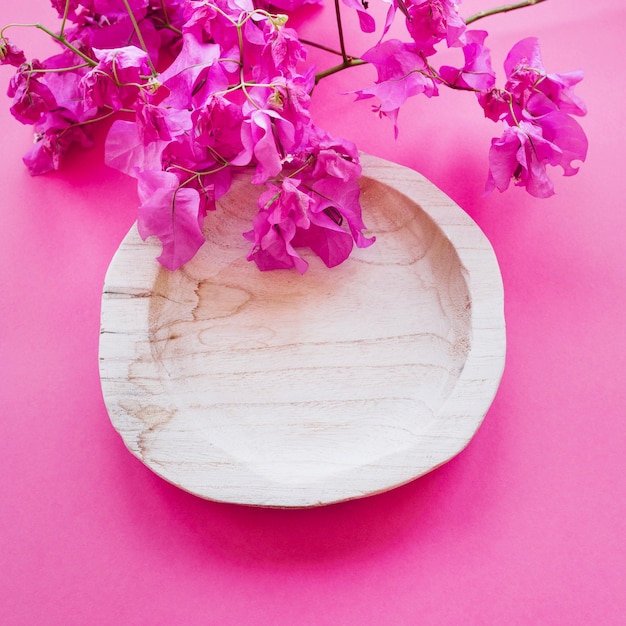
left=1, top=0, right=624, bottom=623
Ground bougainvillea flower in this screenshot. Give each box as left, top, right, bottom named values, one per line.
left=245, top=169, right=373, bottom=272
left=405, top=0, right=466, bottom=56
left=135, top=103, right=177, bottom=143
left=245, top=210, right=308, bottom=273
left=253, top=23, right=308, bottom=81
left=439, top=30, right=495, bottom=91
left=501, top=37, right=587, bottom=121
left=310, top=177, right=374, bottom=250
left=7, top=63, right=57, bottom=124
left=105, top=120, right=167, bottom=177
left=356, top=39, right=437, bottom=135
left=158, top=132, right=234, bottom=216
left=157, top=34, right=227, bottom=109
left=94, top=0, right=149, bottom=20
left=482, top=37, right=587, bottom=196
left=308, top=133, right=361, bottom=183
left=486, top=121, right=557, bottom=197
left=181, top=0, right=242, bottom=61
left=3, top=0, right=588, bottom=272
left=81, top=46, right=152, bottom=111
left=477, top=87, right=510, bottom=122
left=485, top=115, right=586, bottom=199
left=192, top=96, right=245, bottom=162
left=105, top=102, right=190, bottom=176
left=86, top=15, right=161, bottom=65
left=23, top=111, right=94, bottom=175
left=535, top=110, right=588, bottom=177
left=0, top=39, right=26, bottom=66
left=50, top=0, right=98, bottom=22
left=39, top=51, right=96, bottom=120
left=532, top=69, right=586, bottom=118
left=137, top=169, right=205, bottom=270
left=238, top=109, right=296, bottom=184
left=244, top=180, right=310, bottom=273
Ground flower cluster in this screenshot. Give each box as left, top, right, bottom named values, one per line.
left=480, top=37, right=587, bottom=197
left=1, top=0, right=588, bottom=272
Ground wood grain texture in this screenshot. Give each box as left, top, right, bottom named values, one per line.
left=99, top=154, right=506, bottom=507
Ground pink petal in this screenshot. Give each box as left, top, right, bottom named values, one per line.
left=137, top=170, right=205, bottom=270
left=104, top=120, right=167, bottom=177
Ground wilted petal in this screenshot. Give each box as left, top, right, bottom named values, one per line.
left=23, top=114, right=93, bottom=175
left=8, top=65, right=57, bottom=124
left=0, top=39, right=26, bottom=66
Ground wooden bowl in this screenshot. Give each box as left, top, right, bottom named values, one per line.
left=99, top=154, right=505, bottom=507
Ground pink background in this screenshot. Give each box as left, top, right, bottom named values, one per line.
left=1, top=0, right=624, bottom=623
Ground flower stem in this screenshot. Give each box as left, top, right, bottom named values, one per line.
left=121, top=0, right=157, bottom=76
left=58, top=109, right=117, bottom=138
left=159, top=0, right=183, bottom=35
left=34, top=24, right=96, bottom=65
left=1, top=22, right=97, bottom=65
left=333, top=0, right=349, bottom=64
left=29, top=62, right=93, bottom=73
left=465, top=0, right=548, bottom=25
left=59, top=0, right=71, bottom=38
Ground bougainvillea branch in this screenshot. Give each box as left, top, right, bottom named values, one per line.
left=466, top=0, right=548, bottom=25
left=0, top=0, right=587, bottom=272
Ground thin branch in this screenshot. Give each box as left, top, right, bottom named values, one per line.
left=299, top=38, right=344, bottom=57
left=465, top=0, right=548, bottom=25
left=314, top=58, right=366, bottom=84
left=334, top=0, right=349, bottom=64
left=121, top=0, right=157, bottom=75
left=59, top=0, right=71, bottom=38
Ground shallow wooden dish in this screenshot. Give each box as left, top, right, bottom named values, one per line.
left=99, top=154, right=505, bottom=507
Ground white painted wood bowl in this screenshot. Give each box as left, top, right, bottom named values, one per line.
left=99, top=154, right=506, bottom=507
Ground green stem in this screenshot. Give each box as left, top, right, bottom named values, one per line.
left=58, top=109, right=117, bottom=138
left=30, top=62, right=93, bottom=73
left=1, top=22, right=97, bottom=65
left=236, top=23, right=261, bottom=110
left=315, top=58, right=366, bottom=84
left=422, top=57, right=481, bottom=92
left=465, top=0, right=548, bottom=25
left=59, top=0, right=71, bottom=38
left=121, top=0, right=157, bottom=75
left=159, top=0, right=183, bottom=35
left=35, top=24, right=96, bottom=65
left=312, top=0, right=547, bottom=85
